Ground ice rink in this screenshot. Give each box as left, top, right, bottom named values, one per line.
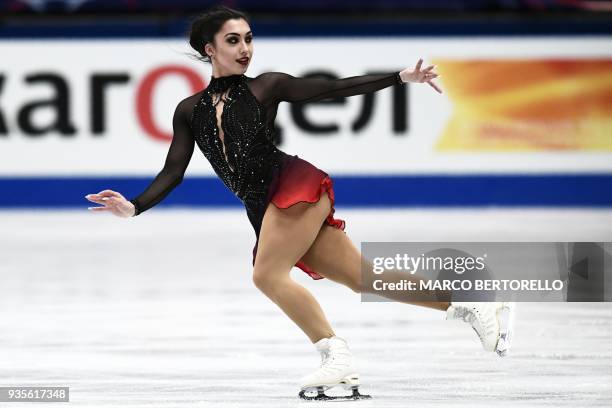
left=1, top=208, right=611, bottom=407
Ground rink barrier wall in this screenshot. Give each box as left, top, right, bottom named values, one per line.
left=1, top=20, right=610, bottom=208
left=1, top=174, right=611, bottom=208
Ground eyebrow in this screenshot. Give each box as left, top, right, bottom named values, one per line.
left=225, top=31, right=253, bottom=37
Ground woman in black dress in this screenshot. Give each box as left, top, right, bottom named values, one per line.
left=85, top=6, right=513, bottom=401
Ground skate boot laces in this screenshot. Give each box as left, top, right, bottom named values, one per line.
left=318, top=339, right=353, bottom=375
left=448, top=302, right=499, bottom=352
left=300, top=336, right=356, bottom=388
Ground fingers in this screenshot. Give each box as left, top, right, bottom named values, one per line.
left=414, top=60, right=440, bottom=84
left=414, top=72, right=438, bottom=84
left=85, top=194, right=104, bottom=202
left=85, top=194, right=123, bottom=209
left=88, top=206, right=109, bottom=212
left=86, top=193, right=128, bottom=216
left=85, top=190, right=125, bottom=203
left=87, top=190, right=122, bottom=199
left=99, top=190, right=123, bottom=198
left=415, top=58, right=423, bottom=72
left=100, top=196, right=120, bottom=206
left=427, top=80, right=443, bottom=94
left=85, top=195, right=113, bottom=204
left=412, top=59, right=442, bottom=93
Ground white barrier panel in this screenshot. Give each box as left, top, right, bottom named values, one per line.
left=0, top=37, right=611, bottom=176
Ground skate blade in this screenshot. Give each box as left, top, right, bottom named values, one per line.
left=299, top=386, right=372, bottom=401
left=495, top=302, right=515, bottom=357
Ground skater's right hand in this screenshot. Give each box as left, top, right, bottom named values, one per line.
left=85, top=190, right=135, bottom=218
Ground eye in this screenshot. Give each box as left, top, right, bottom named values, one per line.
left=227, top=35, right=252, bottom=44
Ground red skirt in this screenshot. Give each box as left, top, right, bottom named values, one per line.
left=251, top=155, right=345, bottom=280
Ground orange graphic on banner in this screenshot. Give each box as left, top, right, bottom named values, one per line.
left=433, top=59, right=612, bottom=151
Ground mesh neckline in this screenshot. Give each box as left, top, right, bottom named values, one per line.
left=207, top=74, right=245, bottom=94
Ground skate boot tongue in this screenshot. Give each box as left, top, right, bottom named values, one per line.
left=314, top=336, right=349, bottom=353
left=314, top=337, right=331, bottom=352
left=314, top=337, right=347, bottom=365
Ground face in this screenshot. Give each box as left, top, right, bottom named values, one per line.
left=205, top=18, right=253, bottom=76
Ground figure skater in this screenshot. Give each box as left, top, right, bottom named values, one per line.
left=85, top=5, right=514, bottom=401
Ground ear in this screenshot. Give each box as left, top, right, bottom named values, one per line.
left=204, top=43, right=214, bottom=58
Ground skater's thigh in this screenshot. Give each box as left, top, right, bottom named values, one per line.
left=298, top=226, right=368, bottom=292
left=255, top=194, right=332, bottom=275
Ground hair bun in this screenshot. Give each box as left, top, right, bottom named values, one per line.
left=188, top=6, right=250, bottom=64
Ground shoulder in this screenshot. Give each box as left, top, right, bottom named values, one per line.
left=177, top=90, right=204, bottom=110
left=253, top=71, right=294, bottom=86
left=174, top=90, right=205, bottom=120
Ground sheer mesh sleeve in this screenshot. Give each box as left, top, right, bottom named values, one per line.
left=253, top=71, right=403, bottom=104
left=128, top=94, right=198, bottom=216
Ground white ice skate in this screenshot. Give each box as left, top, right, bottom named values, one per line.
left=298, top=336, right=371, bottom=401
left=446, top=301, right=515, bottom=357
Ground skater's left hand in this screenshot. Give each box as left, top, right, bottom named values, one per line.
left=399, top=58, right=443, bottom=94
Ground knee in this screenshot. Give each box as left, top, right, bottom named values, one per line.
left=252, top=266, right=285, bottom=295
left=252, top=268, right=270, bottom=292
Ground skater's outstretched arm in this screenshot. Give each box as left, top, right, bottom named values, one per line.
left=85, top=95, right=197, bottom=218
left=257, top=58, right=441, bottom=104
left=268, top=71, right=403, bottom=104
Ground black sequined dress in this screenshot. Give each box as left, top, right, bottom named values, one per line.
left=129, top=71, right=403, bottom=279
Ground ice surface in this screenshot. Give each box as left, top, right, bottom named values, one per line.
left=0, top=208, right=611, bottom=407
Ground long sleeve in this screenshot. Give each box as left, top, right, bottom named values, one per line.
left=259, top=71, right=403, bottom=104
left=129, top=96, right=196, bottom=216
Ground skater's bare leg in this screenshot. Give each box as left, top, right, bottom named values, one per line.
left=253, top=193, right=335, bottom=343
left=298, top=224, right=515, bottom=357
left=299, top=225, right=451, bottom=311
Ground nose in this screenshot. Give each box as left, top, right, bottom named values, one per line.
left=239, top=41, right=249, bottom=55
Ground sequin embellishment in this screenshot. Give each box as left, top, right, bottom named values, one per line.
left=191, top=74, right=284, bottom=211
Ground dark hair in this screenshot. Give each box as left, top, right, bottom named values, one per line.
left=189, top=5, right=250, bottom=64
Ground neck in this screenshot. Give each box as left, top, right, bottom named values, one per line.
left=211, top=67, right=243, bottom=79
left=212, top=73, right=241, bottom=79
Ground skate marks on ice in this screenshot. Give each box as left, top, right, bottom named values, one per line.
left=0, top=209, right=611, bottom=407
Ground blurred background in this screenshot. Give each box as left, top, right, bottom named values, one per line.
left=0, top=2, right=611, bottom=407
left=0, top=0, right=611, bottom=208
